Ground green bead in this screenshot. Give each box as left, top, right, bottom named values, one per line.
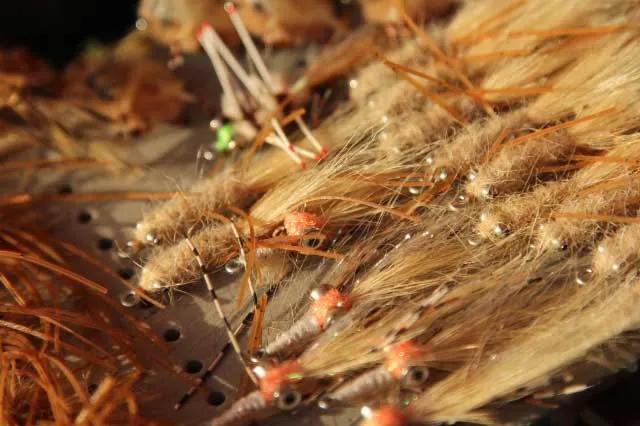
left=215, top=123, right=235, bottom=152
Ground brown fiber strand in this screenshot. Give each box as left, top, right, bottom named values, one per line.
left=458, top=24, right=630, bottom=45
left=506, top=108, right=617, bottom=146
left=550, top=212, right=640, bottom=224
left=57, top=240, right=165, bottom=309
left=0, top=251, right=107, bottom=293
left=392, top=70, right=467, bottom=125
left=293, top=195, right=421, bottom=223
left=0, top=191, right=178, bottom=207
left=256, top=240, right=345, bottom=260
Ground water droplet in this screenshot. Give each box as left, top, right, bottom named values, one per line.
left=135, top=18, right=148, bottom=31
left=225, top=257, right=244, bottom=274
left=120, top=291, right=140, bottom=307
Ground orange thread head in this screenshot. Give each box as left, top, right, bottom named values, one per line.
left=197, top=22, right=212, bottom=40
left=224, top=2, right=237, bottom=14
left=259, top=360, right=303, bottom=401
left=362, top=406, right=407, bottom=426
left=384, top=341, right=425, bottom=379
left=311, top=289, right=352, bottom=328
left=283, top=212, right=326, bottom=237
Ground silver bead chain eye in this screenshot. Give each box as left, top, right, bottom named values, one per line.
left=402, top=365, right=430, bottom=388
left=302, top=232, right=325, bottom=249
left=276, top=388, right=302, bottom=411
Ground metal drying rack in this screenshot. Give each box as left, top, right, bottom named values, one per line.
left=47, top=118, right=358, bottom=426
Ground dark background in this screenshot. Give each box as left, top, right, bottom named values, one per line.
left=0, top=0, right=138, bottom=66
left=1, top=1, right=639, bottom=424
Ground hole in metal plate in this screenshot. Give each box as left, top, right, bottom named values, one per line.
left=207, top=391, right=226, bottom=406
left=118, top=266, right=135, bottom=280
left=163, top=328, right=181, bottom=342
left=97, top=238, right=114, bottom=251
left=77, top=210, right=93, bottom=224
left=58, top=184, right=73, bottom=195
left=185, top=360, right=203, bottom=374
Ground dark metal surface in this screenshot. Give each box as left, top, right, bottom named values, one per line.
left=48, top=125, right=358, bottom=425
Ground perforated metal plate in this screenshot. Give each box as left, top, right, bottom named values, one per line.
left=51, top=122, right=358, bottom=426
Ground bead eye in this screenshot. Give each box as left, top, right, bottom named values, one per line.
left=402, top=366, right=430, bottom=388
left=301, top=232, right=326, bottom=249
left=276, top=388, right=302, bottom=411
